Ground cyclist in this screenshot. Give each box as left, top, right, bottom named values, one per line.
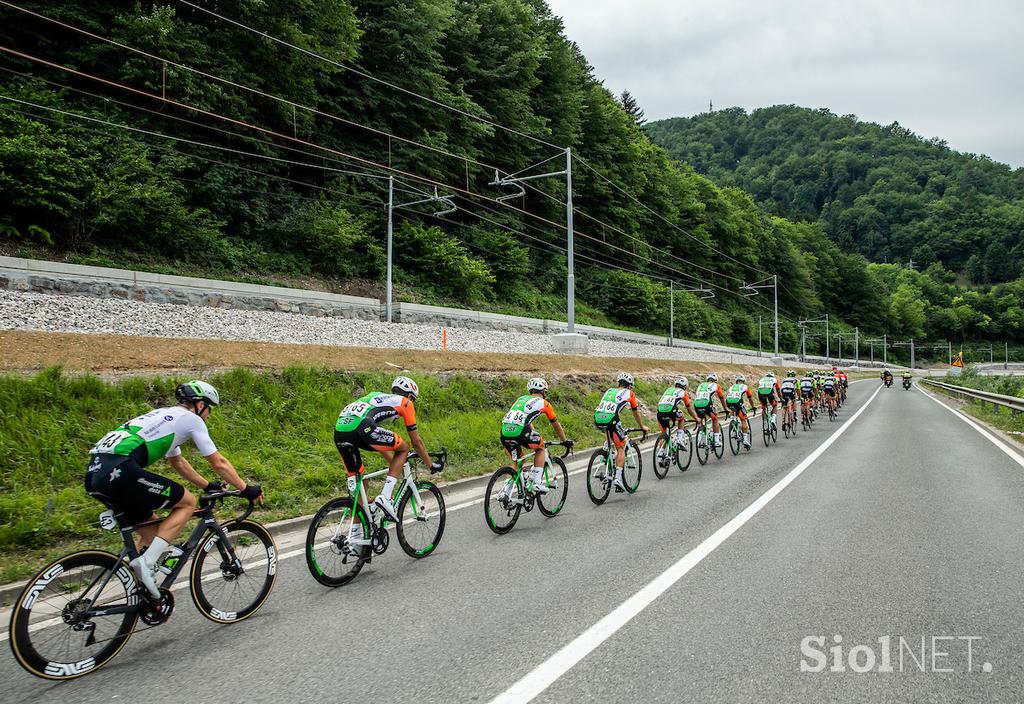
left=836, top=367, right=849, bottom=404
left=779, top=370, right=799, bottom=432
left=85, top=380, right=260, bottom=598
left=822, top=370, right=838, bottom=415
left=692, top=373, right=728, bottom=449
left=656, top=376, right=698, bottom=466
left=500, top=378, right=571, bottom=493
left=594, top=373, right=650, bottom=492
left=799, top=371, right=816, bottom=424
left=756, top=371, right=781, bottom=430
left=725, top=374, right=758, bottom=449
left=334, top=376, right=443, bottom=523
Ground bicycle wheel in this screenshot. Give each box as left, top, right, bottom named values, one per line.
left=622, top=441, right=642, bottom=493
left=675, top=429, right=693, bottom=471
left=728, top=421, right=741, bottom=455
left=305, top=497, right=370, bottom=587
left=191, top=520, right=277, bottom=623
left=695, top=425, right=709, bottom=465
left=484, top=467, right=522, bottom=534
left=770, top=415, right=779, bottom=444
left=9, top=550, right=138, bottom=680
left=586, top=450, right=612, bottom=505
left=537, top=457, right=569, bottom=517
left=713, top=426, right=725, bottom=459
left=653, top=433, right=671, bottom=480
left=762, top=414, right=771, bottom=447
left=397, top=480, right=446, bottom=557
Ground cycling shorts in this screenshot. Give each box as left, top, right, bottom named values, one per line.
left=596, top=419, right=628, bottom=448
left=727, top=402, right=747, bottom=418
left=824, top=386, right=836, bottom=396
left=334, top=420, right=403, bottom=475
left=694, top=405, right=717, bottom=421
left=84, top=454, right=185, bottom=526
left=501, top=427, right=544, bottom=459
left=800, top=389, right=814, bottom=400
left=780, top=389, right=796, bottom=402
left=656, top=410, right=683, bottom=432
left=758, top=391, right=776, bottom=405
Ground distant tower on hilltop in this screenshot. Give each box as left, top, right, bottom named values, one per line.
left=709, top=99, right=714, bottom=112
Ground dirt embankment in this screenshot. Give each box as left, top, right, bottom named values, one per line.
left=0, top=330, right=786, bottom=380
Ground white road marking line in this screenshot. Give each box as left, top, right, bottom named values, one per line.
left=488, top=382, right=884, bottom=704
left=916, top=384, right=1024, bottom=468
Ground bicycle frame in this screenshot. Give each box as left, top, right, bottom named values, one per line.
left=343, top=461, right=428, bottom=550
left=76, top=496, right=250, bottom=619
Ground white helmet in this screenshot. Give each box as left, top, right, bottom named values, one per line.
left=735, top=374, right=746, bottom=383
left=706, top=373, right=718, bottom=382
left=767, top=371, right=776, bottom=378
left=617, top=372, right=634, bottom=387
left=527, top=377, right=548, bottom=393
left=674, top=376, right=688, bottom=389
left=391, top=376, right=419, bottom=401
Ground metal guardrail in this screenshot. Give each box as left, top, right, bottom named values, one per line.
left=922, top=379, right=1024, bottom=415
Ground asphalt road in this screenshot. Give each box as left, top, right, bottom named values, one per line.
left=3, top=380, right=1022, bottom=703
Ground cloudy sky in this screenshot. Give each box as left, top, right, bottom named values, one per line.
left=545, top=0, right=1024, bottom=168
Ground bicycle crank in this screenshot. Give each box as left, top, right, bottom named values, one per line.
left=139, top=588, right=175, bottom=626
left=371, top=525, right=389, bottom=555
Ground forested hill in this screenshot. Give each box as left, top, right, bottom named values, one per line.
left=1, top=3, right=1022, bottom=356
left=646, top=106, right=1024, bottom=284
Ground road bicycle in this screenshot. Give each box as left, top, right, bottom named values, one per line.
left=305, top=448, right=446, bottom=587
left=801, top=397, right=813, bottom=431
left=827, top=394, right=838, bottom=421
left=586, top=427, right=645, bottom=504
left=761, top=404, right=779, bottom=446
left=694, top=413, right=725, bottom=465
left=484, top=441, right=572, bottom=534
left=726, top=407, right=756, bottom=455
left=781, top=399, right=798, bottom=438
left=10, top=489, right=276, bottom=681
left=653, top=424, right=693, bottom=479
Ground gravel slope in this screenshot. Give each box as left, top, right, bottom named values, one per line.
left=0, top=289, right=772, bottom=365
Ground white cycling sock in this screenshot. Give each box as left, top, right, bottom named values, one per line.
left=380, top=476, right=398, bottom=501
left=142, top=536, right=169, bottom=569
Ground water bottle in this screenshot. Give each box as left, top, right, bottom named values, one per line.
left=158, top=546, right=184, bottom=576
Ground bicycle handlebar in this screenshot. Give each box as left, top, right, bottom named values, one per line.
left=624, top=427, right=648, bottom=442
left=544, top=440, right=575, bottom=458
left=412, top=447, right=447, bottom=473
left=198, top=489, right=258, bottom=523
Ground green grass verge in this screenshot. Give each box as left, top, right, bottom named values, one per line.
left=0, top=367, right=669, bottom=583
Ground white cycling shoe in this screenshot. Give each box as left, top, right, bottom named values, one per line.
left=531, top=474, right=549, bottom=494
left=373, top=494, right=401, bottom=523
left=130, top=556, right=161, bottom=598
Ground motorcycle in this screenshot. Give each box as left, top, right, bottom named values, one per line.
left=902, top=378, right=912, bottom=390
left=884, top=376, right=893, bottom=388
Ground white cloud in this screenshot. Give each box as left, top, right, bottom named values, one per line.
left=546, top=0, right=1024, bottom=167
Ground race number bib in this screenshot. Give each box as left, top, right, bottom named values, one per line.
left=502, top=409, right=527, bottom=426
left=91, top=430, right=131, bottom=454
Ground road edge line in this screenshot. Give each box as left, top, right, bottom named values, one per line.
left=916, top=384, right=1024, bottom=468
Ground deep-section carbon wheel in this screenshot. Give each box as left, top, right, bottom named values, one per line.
left=191, top=520, right=277, bottom=623
left=9, top=550, right=138, bottom=680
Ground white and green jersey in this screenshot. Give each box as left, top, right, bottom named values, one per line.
left=501, top=395, right=554, bottom=438
left=657, top=387, right=686, bottom=413
left=594, top=387, right=636, bottom=425
left=757, top=376, right=776, bottom=395
left=692, top=382, right=719, bottom=409
left=89, top=406, right=217, bottom=467
left=726, top=383, right=749, bottom=404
